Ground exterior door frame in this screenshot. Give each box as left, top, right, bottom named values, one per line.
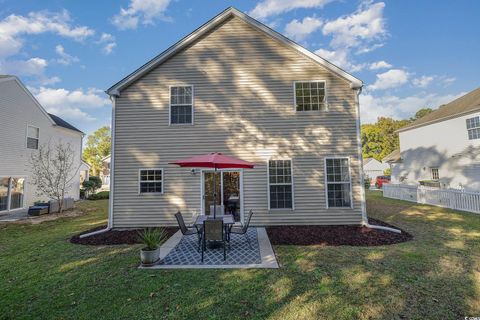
left=0, top=176, right=27, bottom=213
left=200, top=169, right=244, bottom=223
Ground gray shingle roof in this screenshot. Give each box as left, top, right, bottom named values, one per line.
left=48, top=113, right=84, bottom=134
left=398, top=87, right=480, bottom=132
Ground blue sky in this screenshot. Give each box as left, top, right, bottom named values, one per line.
left=0, top=0, right=479, bottom=135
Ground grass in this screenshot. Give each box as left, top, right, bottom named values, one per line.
left=0, top=191, right=479, bottom=319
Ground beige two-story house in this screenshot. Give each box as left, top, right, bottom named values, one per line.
left=106, top=7, right=366, bottom=228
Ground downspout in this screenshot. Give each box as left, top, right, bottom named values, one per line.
left=80, top=95, right=117, bottom=238
left=353, top=86, right=401, bottom=234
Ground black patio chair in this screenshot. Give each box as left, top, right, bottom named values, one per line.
left=175, top=212, right=202, bottom=251
left=201, top=219, right=227, bottom=262
left=229, top=209, right=254, bottom=249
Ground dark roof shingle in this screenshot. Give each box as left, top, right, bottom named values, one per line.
left=48, top=113, right=83, bottom=134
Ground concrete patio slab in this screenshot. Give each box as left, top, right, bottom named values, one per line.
left=140, top=227, right=279, bottom=269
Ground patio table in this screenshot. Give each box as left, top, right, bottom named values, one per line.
left=195, top=214, right=235, bottom=243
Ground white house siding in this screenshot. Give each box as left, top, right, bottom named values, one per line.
left=393, top=111, right=480, bottom=190
left=111, top=16, right=363, bottom=228
left=0, top=78, right=83, bottom=211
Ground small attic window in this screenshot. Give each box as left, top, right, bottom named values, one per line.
left=294, top=81, right=327, bottom=112
left=27, top=126, right=39, bottom=149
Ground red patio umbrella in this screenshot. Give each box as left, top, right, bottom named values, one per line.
left=170, top=152, right=255, bottom=218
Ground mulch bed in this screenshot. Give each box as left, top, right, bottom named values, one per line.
left=70, top=225, right=179, bottom=245
left=266, top=218, right=412, bottom=246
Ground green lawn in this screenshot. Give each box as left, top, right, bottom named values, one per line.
left=1, top=191, right=479, bottom=320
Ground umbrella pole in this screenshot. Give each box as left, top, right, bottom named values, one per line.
left=213, top=166, right=217, bottom=219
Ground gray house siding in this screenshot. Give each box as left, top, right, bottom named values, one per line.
left=111, top=16, right=363, bottom=227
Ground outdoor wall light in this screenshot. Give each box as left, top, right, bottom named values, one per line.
left=191, top=169, right=197, bottom=175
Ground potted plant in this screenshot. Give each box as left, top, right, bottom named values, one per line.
left=138, top=228, right=167, bottom=266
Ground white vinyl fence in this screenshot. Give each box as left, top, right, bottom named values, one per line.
left=383, top=184, right=480, bottom=214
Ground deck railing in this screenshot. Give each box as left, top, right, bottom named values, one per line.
left=383, top=184, right=480, bottom=214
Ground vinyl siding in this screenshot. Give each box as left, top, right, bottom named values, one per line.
left=112, top=16, right=363, bottom=227
left=0, top=79, right=83, bottom=209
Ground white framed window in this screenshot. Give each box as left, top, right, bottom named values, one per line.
left=466, top=116, right=480, bottom=140
left=170, top=85, right=193, bottom=124
left=138, top=169, right=163, bottom=194
left=325, top=157, right=352, bottom=208
left=268, top=159, right=293, bottom=209
left=26, top=125, right=39, bottom=149
left=431, top=168, right=439, bottom=180
left=294, top=81, right=327, bottom=112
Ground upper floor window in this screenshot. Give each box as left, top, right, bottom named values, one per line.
left=170, top=86, right=193, bottom=124
left=27, top=126, right=39, bottom=149
left=268, top=159, right=293, bottom=209
left=325, top=158, right=352, bottom=208
left=431, top=168, right=439, bottom=180
left=466, top=116, right=480, bottom=140
left=139, top=169, right=163, bottom=194
left=294, top=81, right=326, bottom=112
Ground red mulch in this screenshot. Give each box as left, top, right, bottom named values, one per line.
left=266, top=218, right=412, bottom=246
left=70, top=225, right=179, bottom=245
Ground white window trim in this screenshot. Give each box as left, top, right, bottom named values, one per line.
left=324, top=156, right=353, bottom=209
left=466, top=116, right=480, bottom=140
left=293, top=80, right=328, bottom=113
left=26, top=124, right=40, bottom=150
left=267, top=158, right=295, bottom=211
left=431, top=168, right=439, bottom=180
left=169, top=85, right=194, bottom=125
left=138, top=168, right=164, bottom=195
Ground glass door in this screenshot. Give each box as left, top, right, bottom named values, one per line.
left=203, top=170, right=242, bottom=221
left=9, top=178, right=25, bottom=210
left=0, top=178, right=9, bottom=212
left=204, top=171, right=221, bottom=216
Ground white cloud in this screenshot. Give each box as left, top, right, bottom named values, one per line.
left=315, top=48, right=366, bottom=71
left=322, top=1, right=386, bottom=50
left=442, top=77, right=456, bottom=86
left=45, top=106, right=95, bottom=122
left=367, top=69, right=410, bottom=91
left=97, top=33, right=117, bottom=55
left=312, top=2, right=387, bottom=73
left=29, top=86, right=110, bottom=122
left=360, top=92, right=466, bottom=124
left=55, top=44, right=79, bottom=65
left=102, top=42, right=117, bottom=55
left=369, top=60, right=392, bottom=70
left=0, top=10, right=94, bottom=59
left=412, top=75, right=434, bottom=88
left=112, top=0, right=172, bottom=30
left=1, top=57, right=47, bottom=76
left=250, top=0, right=332, bottom=20
left=284, top=16, right=323, bottom=41
left=32, top=87, right=109, bottom=110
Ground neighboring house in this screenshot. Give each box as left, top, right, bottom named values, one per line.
left=388, top=87, right=480, bottom=191
left=105, top=7, right=366, bottom=228
left=363, top=158, right=389, bottom=185
left=100, top=155, right=111, bottom=190
left=0, top=75, right=85, bottom=213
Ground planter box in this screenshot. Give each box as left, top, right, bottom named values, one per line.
left=28, top=206, right=49, bottom=216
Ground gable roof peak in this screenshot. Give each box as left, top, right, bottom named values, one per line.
left=106, top=7, right=362, bottom=96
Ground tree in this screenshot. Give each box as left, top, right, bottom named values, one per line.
left=411, top=107, right=433, bottom=121
left=82, top=176, right=102, bottom=198
left=361, top=117, right=409, bottom=161
left=83, top=126, right=111, bottom=176
left=30, top=141, right=79, bottom=213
